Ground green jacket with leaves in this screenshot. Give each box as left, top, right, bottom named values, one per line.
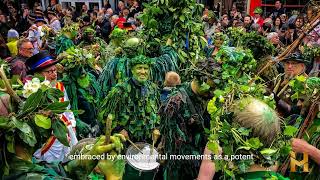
left=100, top=78, right=160, bottom=142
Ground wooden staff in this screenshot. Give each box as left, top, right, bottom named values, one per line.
left=279, top=95, right=320, bottom=174
left=105, top=113, right=114, bottom=144
left=0, top=65, right=22, bottom=104
left=250, top=11, right=320, bottom=84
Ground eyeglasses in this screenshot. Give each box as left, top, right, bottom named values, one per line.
left=22, top=47, right=34, bottom=51
left=43, top=69, right=57, bottom=74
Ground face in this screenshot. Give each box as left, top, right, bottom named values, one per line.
left=222, top=17, right=229, bottom=25
left=50, top=0, right=56, bottom=6
left=107, top=8, right=113, bottom=15
left=82, top=5, right=87, bottom=11
left=244, top=17, right=251, bottom=25
left=254, top=13, right=260, bottom=18
left=275, top=18, right=281, bottom=25
left=40, top=65, right=57, bottom=82
left=131, top=64, right=150, bottom=83
left=123, top=9, right=129, bottom=17
left=284, top=60, right=305, bottom=77
left=214, top=37, right=224, bottom=48
left=118, top=2, right=124, bottom=9
left=270, top=34, right=279, bottom=44
left=295, top=18, right=303, bottom=28
left=36, top=21, right=44, bottom=27
left=19, top=42, right=34, bottom=57
left=275, top=1, right=281, bottom=9
left=0, top=15, right=6, bottom=23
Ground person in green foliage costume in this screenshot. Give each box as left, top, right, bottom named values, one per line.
left=158, top=58, right=218, bottom=180
left=197, top=98, right=289, bottom=180
left=55, top=24, right=78, bottom=55
left=58, top=46, right=103, bottom=139
left=206, top=32, right=228, bottom=58
left=99, top=37, right=179, bottom=96
left=99, top=54, right=160, bottom=142
left=0, top=61, right=126, bottom=179
left=1, top=134, right=125, bottom=180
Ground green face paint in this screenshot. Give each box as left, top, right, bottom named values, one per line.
left=131, top=64, right=150, bottom=84
left=214, top=37, right=224, bottom=48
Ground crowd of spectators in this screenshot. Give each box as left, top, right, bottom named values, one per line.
left=0, top=0, right=143, bottom=60
left=202, top=0, right=320, bottom=50
left=1, top=0, right=319, bottom=62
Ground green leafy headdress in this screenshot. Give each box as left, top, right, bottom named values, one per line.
left=129, top=55, right=154, bottom=67
left=84, top=27, right=96, bottom=35
left=303, top=45, right=320, bottom=61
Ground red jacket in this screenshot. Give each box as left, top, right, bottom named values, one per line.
left=253, top=17, right=264, bottom=27
left=116, top=17, right=126, bottom=29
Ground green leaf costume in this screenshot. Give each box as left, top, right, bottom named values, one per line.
left=159, top=82, right=210, bottom=180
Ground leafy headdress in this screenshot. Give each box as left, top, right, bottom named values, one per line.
left=303, top=44, right=320, bottom=61
left=212, top=32, right=228, bottom=45
left=129, top=55, right=154, bottom=67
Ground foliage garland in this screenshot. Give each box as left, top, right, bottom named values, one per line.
left=138, top=0, right=207, bottom=69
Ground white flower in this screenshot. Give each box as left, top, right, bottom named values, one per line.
left=41, top=80, right=51, bottom=87
left=32, top=78, right=40, bottom=84
left=22, top=78, right=50, bottom=98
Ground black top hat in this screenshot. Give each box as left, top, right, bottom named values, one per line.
left=26, top=51, right=59, bottom=72
left=283, top=52, right=310, bottom=64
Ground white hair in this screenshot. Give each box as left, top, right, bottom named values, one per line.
left=111, top=15, right=119, bottom=19
left=267, top=32, right=278, bottom=40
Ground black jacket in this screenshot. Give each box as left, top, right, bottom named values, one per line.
left=100, top=19, right=112, bottom=42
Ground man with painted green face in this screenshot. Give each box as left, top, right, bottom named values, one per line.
left=206, top=32, right=227, bottom=58
left=131, top=63, right=150, bottom=84
left=99, top=54, right=160, bottom=142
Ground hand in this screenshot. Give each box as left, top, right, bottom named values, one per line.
left=119, top=129, right=129, bottom=139
left=23, top=9, right=29, bottom=18
left=90, top=134, right=126, bottom=155
left=291, top=138, right=311, bottom=154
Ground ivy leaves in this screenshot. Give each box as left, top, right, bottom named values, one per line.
left=139, top=0, right=206, bottom=68
left=12, top=116, right=37, bottom=147
left=289, top=76, right=320, bottom=101
left=1, top=84, right=71, bottom=157
left=34, top=114, right=51, bottom=129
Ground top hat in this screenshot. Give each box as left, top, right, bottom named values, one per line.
left=26, top=51, right=59, bottom=72
left=283, top=52, right=310, bottom=64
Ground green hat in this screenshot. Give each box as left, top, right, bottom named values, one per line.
left=283, top=52, right=310, bottom=64
left=129, top=55, right=153, bottom=67
left=254, top=7, right=263, bottom=14
left=84, top=27, right=95, bottom=35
